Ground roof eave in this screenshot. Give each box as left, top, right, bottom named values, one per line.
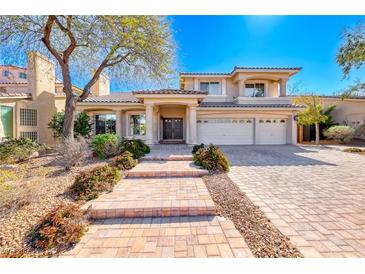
left=197, top=106, right=303, bottom=111
left=78, top=101, right=142, bottom=106
left=133, top=93, right=207, bottom=99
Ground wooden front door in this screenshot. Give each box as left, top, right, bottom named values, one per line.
left=163, top=118, right=183, bottom=139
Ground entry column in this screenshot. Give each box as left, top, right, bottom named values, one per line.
left=113, top=109, right=122, bottom=138
left=188, top=105, right=197, bottom=145
left=145, top=103, right=154, bottom=145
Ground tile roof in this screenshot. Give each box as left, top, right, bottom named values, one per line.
left=180, top=66, right=302, bottom=76
left=179, top=72, right=230, bottom=76
left=233, top=66, right=301, bottom=71
left=199, top=102, right=304, bottom=109
left=0, top=64, right=27, bottom=70
left=0, top=89, right=31, bottom=97
left=132, top=89, right=208, bottom=95
left=82, top=92, right=140, bottom=103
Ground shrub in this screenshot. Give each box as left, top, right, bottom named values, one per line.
left=91, top=134, right=119, bottom=159
left=192, top=143, right=204, bottom=155
left=343, top=147, right=363, bottom=153
left=110, top=151, right=137, bottom=170
left=119, top=138, right=150, bottom=159
left=193, top=144, right=230, bottom=172
left=70, top=165, right=121, bottom=201
left=323, top=125, right=354, bottom=144
left=48, top=111, right=92, bottom=138
left=354, top=124, right=365, bottom=139
left=54, top=137, right=88, bottom=170
left=28, top=203, right=87, bottom=251
left=0, top=138, right=44, bottom=164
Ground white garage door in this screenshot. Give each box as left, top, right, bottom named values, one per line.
left=256, top=118, right=287, bottom=144
left=197, top=118, right=254, bottom=145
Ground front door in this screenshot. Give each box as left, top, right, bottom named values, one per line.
left=163, top=118, right=183, bottom=139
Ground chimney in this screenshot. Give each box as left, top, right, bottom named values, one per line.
left=91, top=74, right=110, bottom=97
left=27, top=51, right=56, bottom=99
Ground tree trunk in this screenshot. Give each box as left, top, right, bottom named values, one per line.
left=315, top=122, right=320, bottom=145
left=60, top=65, right=77, bottom=141
left=62, top=94, right=77, bottom=140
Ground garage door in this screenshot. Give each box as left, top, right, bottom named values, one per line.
left=256, top=118, right=287, bottom=144
left=197, top=118, right=254, bottom=145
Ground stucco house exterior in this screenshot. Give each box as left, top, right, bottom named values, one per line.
left=1, top=52, right=365, bottom=145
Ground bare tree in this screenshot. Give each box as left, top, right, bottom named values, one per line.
left=0, top=16, right=174, bottom=140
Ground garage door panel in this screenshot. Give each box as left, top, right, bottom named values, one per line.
left=256, top=119, right=287, bottom=145
left=197, top=119, right=254, bottom=145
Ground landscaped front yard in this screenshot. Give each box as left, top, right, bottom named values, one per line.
left=0, top=136, right=149, bottom=257
left=0, top=151, right=108, bottom=256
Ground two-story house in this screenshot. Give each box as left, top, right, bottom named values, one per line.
left=3, top=51, right=365, bottom=145
left=78, top=67, right=302, bottom=145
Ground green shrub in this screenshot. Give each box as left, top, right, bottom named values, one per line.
left=343, top=147, right=363, bottom=153
left=193, top=144, right=230, bottom=172
left=48, top=111, right=92, bottom=138
left=28, top=203, right=87, bottom=252
left=110, top=151, right=138, bottom=170
left=0, top=138, right=44, bottom=164
left=70, top=165, right=121, bottom=201
left=119, top=138, right=150, bottom=159
left=323, top=125, right=354, bottom=144
left=192, top=143, right=204, bottom=155
left=91, top=134, right=119, bottom=159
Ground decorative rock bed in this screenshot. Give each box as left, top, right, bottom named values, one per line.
left=202, top=172, right=302, bottom=258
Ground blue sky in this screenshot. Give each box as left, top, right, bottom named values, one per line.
left=2, top=16, right=364, bottom=95
left=155, top=15, right=365, bottom=95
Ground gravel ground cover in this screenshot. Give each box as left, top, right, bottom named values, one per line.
left=0, top=153, right=108, bottom=257
left=203, top=172, right=302, bottom=258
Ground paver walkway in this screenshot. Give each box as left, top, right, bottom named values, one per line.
left=62, top=216, right=251, bottom=258
left=224, top=145, right=365, bottom=258
left=63, top=145, right=253, bottom=258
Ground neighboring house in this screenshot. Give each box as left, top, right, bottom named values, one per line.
left=298, top=96, right=365, bottom=142
left=0, top=52, right=82, bottom=143
left=2, top=51, right=365, bottom=145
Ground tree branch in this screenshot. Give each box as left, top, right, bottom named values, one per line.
left=41, top=16, right=64, bottom=65
left=53, top=15, right=77, bottom=63
left=78, top=52, right=131, bottom=101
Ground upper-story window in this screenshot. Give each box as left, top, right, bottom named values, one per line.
left=19, top=72, right=27, bottom=79
left=2, top=70, right=10, bottom=77
left=245, top=83, right=265, bottom=97
left=200, top=82, right=221, bottom=95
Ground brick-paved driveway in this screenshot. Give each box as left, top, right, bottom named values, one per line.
left=223, top=145, right=365, bottom=258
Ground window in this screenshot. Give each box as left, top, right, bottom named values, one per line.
left=199, top=82, right=221, bottom=95
left=130, top=114, right=146, bottom=135
left=245, top=83, right=265, bottom=97
left=19, top=72, right=27, bottom=79
left=95, top=114, right=116, bottom=134
left=20, top=131, right=37, bottom=142
left=0, top=105, right=13, bottom=139
left=2, top=70, right=10, bottom=77
left=20, top=108, right=37, bottom=126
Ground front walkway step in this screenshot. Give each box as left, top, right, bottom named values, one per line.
left=126, top=161, right=208, bottom=178
left=83, top=177, right=216, bottom=219
left=60, top=216, right=254, bottom=258
left=141, top=155, right=193, bottom=161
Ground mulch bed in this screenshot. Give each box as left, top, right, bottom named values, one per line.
left=203, top=172, right=303, bottom=258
